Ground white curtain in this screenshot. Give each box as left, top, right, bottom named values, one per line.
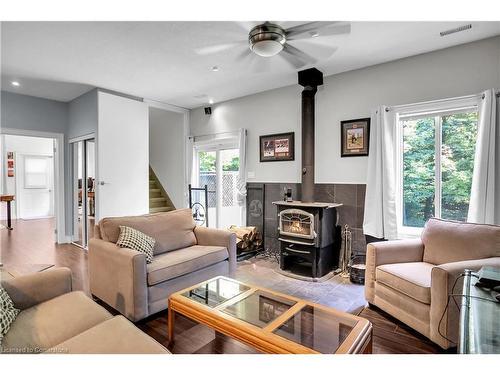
left=467, top=89, right=500, bottom=224
left=185, top=136, right=194, bottom=207
left=236, top=128, right=247, bottom=224
left=363, top=106, right=399, bottom=240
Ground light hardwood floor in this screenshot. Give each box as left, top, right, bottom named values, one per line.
left=1, top=218, right=445, bottom=354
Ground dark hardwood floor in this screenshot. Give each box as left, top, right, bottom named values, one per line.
left=1, top=218, right=447, bottom=354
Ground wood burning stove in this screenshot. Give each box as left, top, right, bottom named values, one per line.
left=274, top=201, right=342, bottom=280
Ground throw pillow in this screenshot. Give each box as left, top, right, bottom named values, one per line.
left=1, top=286, right=20, bottom=347
left=116, top=226, right=155, bottom=263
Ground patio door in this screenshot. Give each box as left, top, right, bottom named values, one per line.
left=193, top=143, right=241, bottom=229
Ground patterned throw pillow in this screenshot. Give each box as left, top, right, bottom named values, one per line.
left=116, top=226, right=155, bottom=263
left=1, top=286, right=20, bottom=347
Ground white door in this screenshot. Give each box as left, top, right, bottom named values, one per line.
left=17, top=154, right=54, bottom=219
left=96, top=92, right=149, bottom=220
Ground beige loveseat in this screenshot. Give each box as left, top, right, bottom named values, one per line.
left=89, top=208, right=237, bottom=322
left=1, top=268, right=169, bottom=354
left=365, top=218, right=500, bottom=349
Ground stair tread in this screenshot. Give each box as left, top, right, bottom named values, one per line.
left=149, top=197, right=167, bottom=201
left=149, top=206, right=174, bottom=213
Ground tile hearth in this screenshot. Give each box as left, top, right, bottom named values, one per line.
left=233, top=257, right=366, bottom=314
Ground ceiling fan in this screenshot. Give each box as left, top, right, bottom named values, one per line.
left=196, top=21, right=351, bottom=70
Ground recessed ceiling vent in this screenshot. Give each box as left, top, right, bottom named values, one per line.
left=440, top=24, right=472, bottom=37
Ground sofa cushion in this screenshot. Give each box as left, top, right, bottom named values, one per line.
left=50, top=316, right=169, bottom=354
left=99, top=208, right=197, bottom=255
left=376, top=262, right=434, bottom=304
left=116, top=226, right=155, bottom=263
left=147, top=245, right=229, bottom=286
left=1, top=291, right=112, bottom=353
left=422, top=218, right=500, bottom=265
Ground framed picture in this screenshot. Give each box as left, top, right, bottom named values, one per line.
left=259, top=132, right=295, bottom=162
left=340, top=118, right=370, bottom=157
left=7, top=160, right=14, bottom=168
left=8, top=169, right=14, bottom=177
left=7, top=151, right=14, bottom=160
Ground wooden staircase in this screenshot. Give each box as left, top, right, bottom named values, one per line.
left=149, top=167, right=175, bottom=214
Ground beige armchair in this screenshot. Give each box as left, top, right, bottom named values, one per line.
left=89, top=208, right=237, bottom=322
left=365, top=218, right=500, bottom=349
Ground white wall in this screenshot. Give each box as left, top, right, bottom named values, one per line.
left=149, top=107, right=185, bottom=208
left=96, top=91, right=149, bottom=220
left=190, top=36, right=500, bottom=184
left=1, top=134, right=54, bottom=219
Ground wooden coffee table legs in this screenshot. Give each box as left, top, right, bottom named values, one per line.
left=168, top=308, right=175, bottom=344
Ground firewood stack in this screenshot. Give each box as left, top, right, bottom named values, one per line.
left=228, top=225, right=263, bottom=254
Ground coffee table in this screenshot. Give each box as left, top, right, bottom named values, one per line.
left=168, top=276, right=372, bottom=354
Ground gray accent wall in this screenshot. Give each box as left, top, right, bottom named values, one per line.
left=1, top=90, right=68, bottom=134
left=68, top=89, right=98, bottom=139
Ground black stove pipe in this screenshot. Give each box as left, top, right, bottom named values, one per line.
left=298, top=68, right=323, bottom=203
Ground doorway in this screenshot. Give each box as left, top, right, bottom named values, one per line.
left=193, top=143, right=241, bottom=229
left=71, top=138, right=96, bottom=248
left=1, top=135, right=55, bottom=220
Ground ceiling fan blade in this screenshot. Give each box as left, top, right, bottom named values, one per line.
left=235, top=21, right=259, bottom=32
left=279, top=45, right=311, bottom=70
left=286, top=40, right=338, bottom=61
left=281, top=44, right=316, bottom=68
left=234, top=46, right=251, bottom=62
left=286, top=21, right=351, bottom=40
left=195, top=41, right=245, bottom=56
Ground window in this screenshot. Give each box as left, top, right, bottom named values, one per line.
left=24, top=155, right=50, bottom=189
left=397, top=106, right=478, bottom=233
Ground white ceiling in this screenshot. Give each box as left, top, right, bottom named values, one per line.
left=2, top=21, right=500, bottom=108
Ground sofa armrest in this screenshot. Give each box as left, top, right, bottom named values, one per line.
left=88, top=238, right=148, bottom=322
left=1, top=267, right=72, bottom=310
left=194, top=226, right=237, bottom=273
left=430, top=257, right=500, bottom=348
left=365, top=239, right=424, bottom=303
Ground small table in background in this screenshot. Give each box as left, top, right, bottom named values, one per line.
left=0, top=194, right=15, bottom=230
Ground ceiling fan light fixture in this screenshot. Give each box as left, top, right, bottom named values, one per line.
left=252, top=40, right=284, bottom=57
left=249, top=23, right=286, bottom=57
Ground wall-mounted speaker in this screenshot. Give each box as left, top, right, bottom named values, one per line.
left=204, top=107, right=212, bottom=115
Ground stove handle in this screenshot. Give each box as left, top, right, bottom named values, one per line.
left=285, top=247, right=310, bottom=254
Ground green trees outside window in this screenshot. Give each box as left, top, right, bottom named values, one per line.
left=402, top=111, right=478, bottom=227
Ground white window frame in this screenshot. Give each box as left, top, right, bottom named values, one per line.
left=394, top=97, right=480, bottom=238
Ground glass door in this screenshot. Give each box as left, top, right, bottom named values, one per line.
left=71, top=138, right=96, bottom=248
left=194, top=144, right=241, bottom=229
left=219, top=148, right=240, bottom=230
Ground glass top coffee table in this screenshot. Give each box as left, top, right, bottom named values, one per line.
left=168, top=276, right=372, bottom=354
